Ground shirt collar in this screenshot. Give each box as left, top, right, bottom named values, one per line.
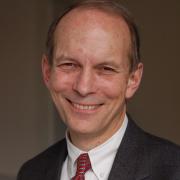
left=66, top=114, right=128, bottom=179
left=66, top=133, right=86, bottom=178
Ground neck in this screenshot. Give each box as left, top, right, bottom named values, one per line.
left=69, top=111, right=126, bottom=151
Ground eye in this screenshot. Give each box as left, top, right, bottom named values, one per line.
left=99, top=66, right=116, bottom=74
left=103, top=66, right=115, bottom=71
left=58, top=62, right=78, bottom=70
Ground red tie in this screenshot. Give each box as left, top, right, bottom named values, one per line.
left=72, top=153, right=91, bottom=180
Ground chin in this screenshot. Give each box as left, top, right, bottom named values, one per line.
left=69, top=124, right=96, bottom=135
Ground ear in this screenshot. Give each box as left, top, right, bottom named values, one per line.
left=125, top=63, right=143, bottom=99
left=42, top=54, right=51, bottom=88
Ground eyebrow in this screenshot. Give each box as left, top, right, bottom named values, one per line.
left=96, top=61, right=120, bottom=67
left=54, top=55, right=77, bottom=63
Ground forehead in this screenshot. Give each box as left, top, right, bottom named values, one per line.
left=54, top=7, right=131, bottom=43
left=52, top=8, right=131, bottom=66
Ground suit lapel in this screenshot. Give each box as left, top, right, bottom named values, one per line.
left=44, top=139, right=68, bottom=180
left=43, top=119, right=150, bottom=180
left=108, top=119, right=150, bottom=180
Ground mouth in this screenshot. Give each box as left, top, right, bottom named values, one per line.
left=66, top=99, right=103, bottom=113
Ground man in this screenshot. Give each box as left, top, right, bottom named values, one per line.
left=17, top=0, right=180, bottom=180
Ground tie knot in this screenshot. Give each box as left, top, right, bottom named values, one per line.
left=72, top=153, right=91, bottom=180
left=77, top=153, right=91, bottom=175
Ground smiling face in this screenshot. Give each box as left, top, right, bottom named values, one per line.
left=42, top=8, right=143, bottom=148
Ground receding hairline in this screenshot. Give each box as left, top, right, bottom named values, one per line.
left=46, top=1, right=140, bottom=71
left=54, top=2, right=133, bottom=33
left=55, top=6, right=131, bottom=38
left=53, top=6, right=132, bottom=66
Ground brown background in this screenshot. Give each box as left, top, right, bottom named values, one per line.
left=0, top=0, right=179, bottom=179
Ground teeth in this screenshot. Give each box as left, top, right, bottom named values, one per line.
left=73, top=103, right=97, bottom=110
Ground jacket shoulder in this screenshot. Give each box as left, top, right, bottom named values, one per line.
left=141, top=132, right=180, bottom=178
left=127, top=117, right=180, bottom=161
left=17, top=138, right=67, bottom=180
left=143, top=131, right=180, bottom=165
left=122, top=119, right=180, bottom=179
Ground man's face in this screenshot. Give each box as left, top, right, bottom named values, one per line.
left=42, top=9, right=142, bottom=142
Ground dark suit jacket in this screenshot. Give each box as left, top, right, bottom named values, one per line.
left=17, top=118, right=180, bottom=180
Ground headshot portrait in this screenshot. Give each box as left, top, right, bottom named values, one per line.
left=0, top=0, right=179, bottom=180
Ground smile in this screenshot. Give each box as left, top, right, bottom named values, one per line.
left=66, top=99, right=102, bottom=112
left=73, top=103, right=98, bottom=110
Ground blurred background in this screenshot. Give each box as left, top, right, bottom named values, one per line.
left=0, top=0, right=179, bottom=179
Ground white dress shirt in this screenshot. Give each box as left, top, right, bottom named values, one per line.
left=60, top=115, right=128, bottom=180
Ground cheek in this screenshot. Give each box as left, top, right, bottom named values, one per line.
left=49, top=71, right=75, bottom=92
left=98, top=77, right=128, bottom=99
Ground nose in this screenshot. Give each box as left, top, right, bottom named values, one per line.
left=72, top=68, right=96, bottom=96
